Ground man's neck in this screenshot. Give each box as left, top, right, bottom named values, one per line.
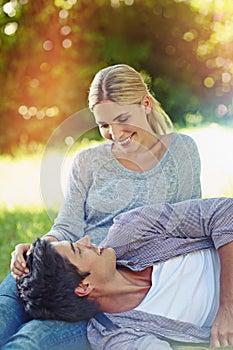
left=96, top=266, right=152, bottom=314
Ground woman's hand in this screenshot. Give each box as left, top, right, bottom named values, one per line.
left=10, top=243, right=31, bottom=279
left=10, top=236, right=58, bottom=279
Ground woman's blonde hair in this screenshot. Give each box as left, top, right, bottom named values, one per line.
left=88, top=64, right=173, bottom=134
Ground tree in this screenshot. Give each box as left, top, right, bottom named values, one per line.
left=0, top=0, right=232, bottom=153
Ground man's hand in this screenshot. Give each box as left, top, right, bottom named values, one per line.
left=10, top=243, right=31, bottom=279
left=210, top=241, right=233, bottom=348
left=210, top=305, right=233, bottom=348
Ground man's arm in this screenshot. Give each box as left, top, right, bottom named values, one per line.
left=105, top=197, right=233, bottom=347
left=211, top=241, right=233, bottom=348
left=106, top=198, right=233, bottom=264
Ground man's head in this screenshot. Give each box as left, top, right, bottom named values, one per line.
left=16, top=236, right=116, bottom=322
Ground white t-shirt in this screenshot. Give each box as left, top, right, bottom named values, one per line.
left=135, top=249, right=220, bottom=327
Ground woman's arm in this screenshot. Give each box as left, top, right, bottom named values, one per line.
left=43, top=151, right=90, bottom=242
left=11, top=150, right=91, bottom=278
left=175, top=134, right=202, bottom=202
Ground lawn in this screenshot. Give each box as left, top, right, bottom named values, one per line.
left=0, top=208, right=53, bottom=282
left=0, top=124, right=232, bottom=282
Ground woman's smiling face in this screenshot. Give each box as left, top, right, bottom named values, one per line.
left=93, top=99, right=155, bottom=153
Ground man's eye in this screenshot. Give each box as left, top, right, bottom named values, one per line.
left=76, top=246, right=81, bottom=254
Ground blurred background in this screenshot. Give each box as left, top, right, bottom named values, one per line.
left=1, top=0, right=233, bottom=153
left=0, top=0, right=233, bottom=280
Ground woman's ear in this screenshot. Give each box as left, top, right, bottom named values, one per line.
left=74, top=281, right=93, bottom=297
left=142, top=94, right=151, bottom=108
left=142, top=95, right=152, bottom=114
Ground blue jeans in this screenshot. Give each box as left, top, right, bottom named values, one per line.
left=0, top=273, right=91, bottom=349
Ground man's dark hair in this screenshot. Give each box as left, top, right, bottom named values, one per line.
left=16, top=238, right=100, bottom=322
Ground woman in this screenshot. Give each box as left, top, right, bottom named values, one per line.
left=0, top=64, right=201, bottom=349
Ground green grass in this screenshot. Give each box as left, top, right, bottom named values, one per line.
left=0, top=207, right=53, bottom=282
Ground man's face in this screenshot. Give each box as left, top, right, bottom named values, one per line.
left=52, top=236, right=116, bottom=284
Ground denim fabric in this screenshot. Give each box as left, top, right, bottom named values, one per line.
left=0, top=273, right=91, bottom=350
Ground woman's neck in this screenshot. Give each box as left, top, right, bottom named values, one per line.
left=113, top=133, right=173, bottom=172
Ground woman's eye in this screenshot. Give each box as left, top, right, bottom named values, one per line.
left=99, top=124, right=108, bottom=129
left=118, top=117, right=128, bottom=123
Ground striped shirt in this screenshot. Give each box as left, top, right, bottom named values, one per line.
left=87, top=198, right=233, bottom=350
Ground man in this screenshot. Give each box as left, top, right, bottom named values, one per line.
left=17, top=198, right=233, bottom=350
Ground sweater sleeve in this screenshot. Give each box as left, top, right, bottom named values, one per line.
left=174, top=134, right=202, bottom=202
left=43, top=150, right=90, bottom=242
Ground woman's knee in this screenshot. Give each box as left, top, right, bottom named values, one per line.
left=2, top=319, right=91, bottom=350
left=0, top=273, right=31, bottom=346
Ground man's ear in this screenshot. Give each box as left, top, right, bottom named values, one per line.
left=74, top=281, right=93, bottom=297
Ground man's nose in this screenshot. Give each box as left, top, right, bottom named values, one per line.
left=77, top=235, right=91, bottom=245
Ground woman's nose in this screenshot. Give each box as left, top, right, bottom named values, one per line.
left=109, top=124, right=123, bottom=141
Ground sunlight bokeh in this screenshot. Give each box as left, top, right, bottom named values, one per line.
left=1, top=0, right=233, bottom=155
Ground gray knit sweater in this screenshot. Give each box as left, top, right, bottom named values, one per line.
left=44, top=132, right=201, bottom=244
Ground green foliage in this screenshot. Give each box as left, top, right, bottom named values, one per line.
left=0, top=0, right=233, bottom=153
left=0, top=207, right=53, bottom=282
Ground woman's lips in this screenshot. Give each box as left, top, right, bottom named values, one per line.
left=117, top=133, right=135, bottom=146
